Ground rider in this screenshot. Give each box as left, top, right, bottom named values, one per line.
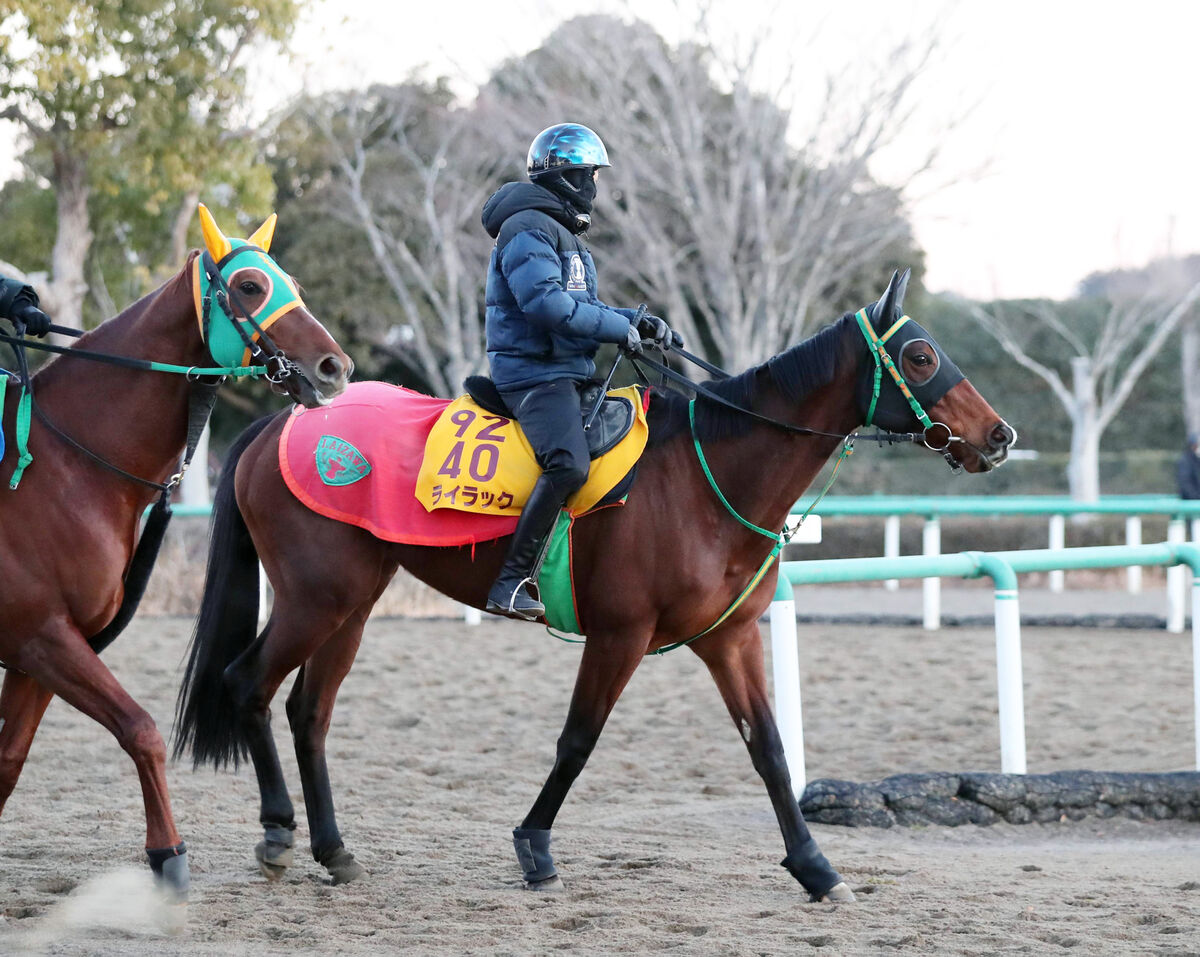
left=481, top=122, right=678, bottom=620
left=0, top=275, right=52, bottom=337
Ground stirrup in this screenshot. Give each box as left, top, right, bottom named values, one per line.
left=486, top=577, right=545, bottom=621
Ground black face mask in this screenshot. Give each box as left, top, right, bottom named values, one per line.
left=538, top=168, right=597, bottom=216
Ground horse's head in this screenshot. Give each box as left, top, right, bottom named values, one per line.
left=856, top=269, right=1015, bottom=472
left=195, top=204, right=352, bottom=407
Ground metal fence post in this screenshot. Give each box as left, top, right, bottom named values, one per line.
left=1126, top=516, right=1142, bottom=594
left=1047, top=514, right=1065, bottom=592
left=1168, top=519, right=1187, bottom=633
left=1194, top=573, right=1200, bottom=771
left=922, top=517, right=941, bottom=630
left=969, top=553, right=1026, bottom=774
left=884, top=514, right=900, bottom=592
left=769, top=576, right=806, bottom=797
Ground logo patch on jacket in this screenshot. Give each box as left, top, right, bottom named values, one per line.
left=566, top=253, right=586, bottom=291
left=315, top=435, right=372, bottom=486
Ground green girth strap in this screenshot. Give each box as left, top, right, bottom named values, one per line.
left=854, top=309, right=933, bottom=429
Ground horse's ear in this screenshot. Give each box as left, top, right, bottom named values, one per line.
left=894, top=267, right=911, bottom=312
left=871, top=268, right=912, bottom=325
left=247, top=213, right=277, bottom=253
left=197, top=203, right=232, bottom=261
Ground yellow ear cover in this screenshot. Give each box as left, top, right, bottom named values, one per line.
left=197, top=203, right=233, bottom=261
left=247, top=213, right=278, bottom=252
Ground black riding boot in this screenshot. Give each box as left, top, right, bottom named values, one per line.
left=486, top=475, right=565, bottom=620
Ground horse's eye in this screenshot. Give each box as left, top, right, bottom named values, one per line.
left=913, top=353, right=931, bottom=365
left=240, top=281, right=260, bottom=295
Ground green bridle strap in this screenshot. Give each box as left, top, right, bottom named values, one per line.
left=144, top=361, right=266, bottom=377
left=9, top=383, right=31, bottom=489
left=689, top=400, right=779, bottom=540
left=854, top=309, right=934, bottom=429
left=648, top=401, right=807, bottom=656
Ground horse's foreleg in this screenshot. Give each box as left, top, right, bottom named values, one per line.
left=516, top=635, right=644, bottom=890
left=9, top=626, right=189, bottom=899
left=693, top=624, right=854, bottom=903
left=0, top=669, right=53, bottom=814
left=284, top=613, right=368, bottom=885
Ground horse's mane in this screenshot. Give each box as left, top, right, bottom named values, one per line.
left=646, top=313, right=856, bottom=445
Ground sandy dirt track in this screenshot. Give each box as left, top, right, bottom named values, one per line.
left=1, top=611, right=1198, bottom=955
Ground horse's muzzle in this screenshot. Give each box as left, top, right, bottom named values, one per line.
left=285, top=352, right=351, bottom=407
left=981, top=420, right=1017, bottom=469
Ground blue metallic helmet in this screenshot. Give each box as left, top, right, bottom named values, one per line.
left=526, top=123, right=611, bottom=180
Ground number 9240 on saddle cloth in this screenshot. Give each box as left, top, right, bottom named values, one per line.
left=278, top=380, right=649, bottom=548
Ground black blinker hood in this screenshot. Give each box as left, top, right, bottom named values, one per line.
left=854, top=270, right=965, bottom=431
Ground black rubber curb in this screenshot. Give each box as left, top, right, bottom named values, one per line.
left=800, top=770, right=1200, bottom=827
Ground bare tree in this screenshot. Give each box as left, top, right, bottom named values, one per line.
left=308, top=85, right=513, bottom=395
left=964, top=279, right=1200, bottom=501
left=483, top=14, right=936, bottom=369
left=1183, top=316, right=1200, bottom=439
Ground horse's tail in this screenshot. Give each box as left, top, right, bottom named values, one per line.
left=173, top=414, right=276, bottom=770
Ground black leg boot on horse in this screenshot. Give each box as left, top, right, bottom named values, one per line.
left=485, top=473, right=567, bottom=620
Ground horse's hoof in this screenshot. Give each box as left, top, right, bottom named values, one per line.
left=322, top=847, right=367, bottom=885
left=819, top=881, right=856, bottom=903
left=255, top=839, right=294, bottom=881
left=158, top=902, right=189, bottom=936
left=524, top=874, right=565, bottom=893
left=147, top=843, right=190, bottom=902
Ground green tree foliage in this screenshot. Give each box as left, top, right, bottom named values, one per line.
left=0, top=0, right=297, bottom=325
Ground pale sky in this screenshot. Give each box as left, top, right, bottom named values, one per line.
left=4, top=0, right=1198, bottom=302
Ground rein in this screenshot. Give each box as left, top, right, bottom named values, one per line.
left=630, top=349, right=924, bottom=446
left=627, top=315, right=955, bottom=654
left=0, top=248, right=305, bottom=492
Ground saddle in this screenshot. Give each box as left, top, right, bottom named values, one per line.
left=463, top=375, right=635, bottom=459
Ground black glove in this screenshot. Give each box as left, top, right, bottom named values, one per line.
left=623, top=323, right=644, bottom=354
left=637, top=312, right=682, bottom=351
left=0, top=280, right=51, bottom=337
left=13, top=302, right=52, bottom=338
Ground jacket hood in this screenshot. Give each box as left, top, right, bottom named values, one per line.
left=482, top=182, right=576, bottom=238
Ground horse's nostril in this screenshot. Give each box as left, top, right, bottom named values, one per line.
left=318, top=354, right=345, bottom=382
left=989, top=422, right=1014, bottom=449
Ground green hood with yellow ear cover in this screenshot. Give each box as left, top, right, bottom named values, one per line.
left=192, top=205, right=305, bottom=367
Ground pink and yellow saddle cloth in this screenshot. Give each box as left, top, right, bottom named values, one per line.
left=279, top=381, right=647, bottom=546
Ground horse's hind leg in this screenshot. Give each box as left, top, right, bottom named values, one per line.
left=692, top=622, right=854, bottom=903
left=0, top=670, right=53, bottom=814
left=515, top=634, right=645, bottom=890
left=284, top=611, right=370, bottom=885
left=221, top=618, right=313, bottom=881
left=8, top=626, right=189, bottom=898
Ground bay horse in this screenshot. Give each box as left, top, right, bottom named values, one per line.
left=0, top=206, right=351, bottom=899
left=176, top=269, right=1014, bottom=901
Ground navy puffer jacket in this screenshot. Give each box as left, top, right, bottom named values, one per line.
left=482, top=182, right=634, bottom=391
